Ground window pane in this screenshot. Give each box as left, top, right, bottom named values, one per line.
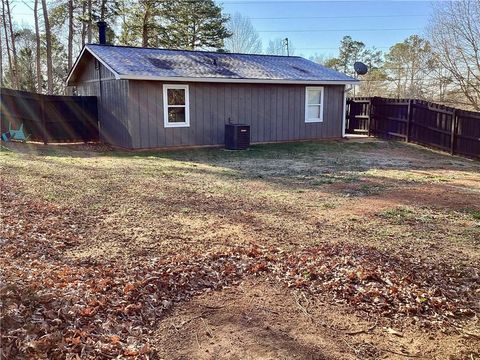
left=307, top=89, right=322, bottom=104
left=308, top=105, right=321, bottom=119
left=168, top=88, right=185, bottom=105
left=168, top=107, right=186, bottom=123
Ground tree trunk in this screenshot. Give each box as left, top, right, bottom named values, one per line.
left=34, top=0, right=42, bottom=93
left=0, top=16, right=3, bottom=88
left=81, top=1, right=87, bottom=47
left=41, top=0, right=53, bottom=94
left=100, top=0, right=107, bottom=20
left=87, top=0, right=92, bottom=43
left=67, top=0, right=74, bottom=70
left=1, top=1, right=13, bottom=87
left=142, top=8, right=150, bottom=47
left=5, top=0, right=19, bottom=89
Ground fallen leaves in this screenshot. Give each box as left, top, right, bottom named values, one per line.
left=1, top=180, right=479, bottom=359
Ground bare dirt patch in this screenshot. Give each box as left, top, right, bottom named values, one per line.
left=155, top=280, right=479, bottom=360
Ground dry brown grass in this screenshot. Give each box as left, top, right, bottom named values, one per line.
left=2, top=140, right=479, bottom=265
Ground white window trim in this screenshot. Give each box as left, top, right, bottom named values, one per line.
left=305, top=86, right=324, bottom=123
left=163, top=84, right=190, bottom=128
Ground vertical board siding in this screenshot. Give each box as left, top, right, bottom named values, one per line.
left=125, top=82, right=344, bottom=149
left=73, top=80, right=130, bottom=148
left=127, top=80, right=140, bottom=148
left=70, top=52, right=116, bottom=82
left=70, top=56, right=130, bottom=148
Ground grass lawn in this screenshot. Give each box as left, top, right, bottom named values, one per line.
left=1, top=139, right=479, bottom=359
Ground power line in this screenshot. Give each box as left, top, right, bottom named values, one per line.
left=257, top=28, right=421, bottom=33
left=297, top=46, right=391, bottom=50
left=12, top=12, right=429, bottom=22
left=221, top=0, right=430, bottom=3
left=250, top=14, right=429, bottom=20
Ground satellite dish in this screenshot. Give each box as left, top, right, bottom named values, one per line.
left=354, top=62, right=368, bottom=75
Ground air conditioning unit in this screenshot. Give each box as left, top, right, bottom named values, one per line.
left=225, top=124, right=250, bottom=150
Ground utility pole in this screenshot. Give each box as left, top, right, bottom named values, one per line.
left=283, top=37, right=289, bottom=56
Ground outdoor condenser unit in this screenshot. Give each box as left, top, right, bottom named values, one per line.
left=225, top=124, right=250, bottom=150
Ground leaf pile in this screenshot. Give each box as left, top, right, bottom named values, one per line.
left=267, top=246, right=479, bottom=323
left=1, top=182, right=478, bottom=358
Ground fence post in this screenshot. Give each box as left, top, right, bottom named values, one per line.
left=450, top=109, right=457, bottom=155
left=41, top=95, right=47, bottom=145
left=81, top=97, right=87, bottom=143
left=345, top=99, right=351, bottom=134
left=368, top=98, right=373, bottom=137
left=406, top=99, right=413, bottom=143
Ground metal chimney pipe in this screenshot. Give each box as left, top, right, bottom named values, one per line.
left=97, top=21, right=107, bottom=45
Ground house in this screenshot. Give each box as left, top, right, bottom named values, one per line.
left=66, top=43, right=357, bottom=149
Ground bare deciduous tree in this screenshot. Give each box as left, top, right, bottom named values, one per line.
left=87, top=0, right=92, bottom=43
left=34, top=0, right=42, bottom=93
left=41, top=0, right=54, bottom=94
left=428, top=0, right=480, bottom=110
left=81, top=0, right=87, bottom=46
left=0, top=14, right=3, bottom=88
left=265, top=37, right=294, bottom=56
left=67, top=0, right=73, bottom=70
left=2, top=2, right=11, bottom=86
left=224, top=12, right=262, bottom=54
left=5, top=0, right=19, bottom=88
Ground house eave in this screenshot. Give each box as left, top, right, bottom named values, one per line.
left=66, top=46, right=121, bottom=85
left=117, top=74, right=358, bottom=85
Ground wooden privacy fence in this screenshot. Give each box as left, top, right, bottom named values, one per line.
left=346, top=97, right=480, bottom=159
left=0, top=88, right=98, bottom=144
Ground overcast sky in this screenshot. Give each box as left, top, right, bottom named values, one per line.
left=10, top=0, right=434, bottom=58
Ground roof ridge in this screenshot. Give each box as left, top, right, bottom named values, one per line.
left=86, top=43, right=303, bottom=59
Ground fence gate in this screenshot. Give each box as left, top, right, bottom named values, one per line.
left=346, top=98, right=371, bottom=134
left=1, top=88, right=98, bottom=144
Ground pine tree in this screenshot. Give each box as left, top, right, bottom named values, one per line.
left=322, top=36, right=383, bottom=77
left=159, top=0, right=231, bottom=50
left=384, top=35, right=433, bottom=99
left=119, top=0, right=162, bottom=47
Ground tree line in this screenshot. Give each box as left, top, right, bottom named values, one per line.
left=1, top=0, right=478, bottom=111
left=315, top=1, right=479, bottom=111
left=1, top=0, right=231, bottom=94
left=0, top=0, right=291, bottom=95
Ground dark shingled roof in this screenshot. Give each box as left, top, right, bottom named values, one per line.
left=82, top=44, right=356, bottom=83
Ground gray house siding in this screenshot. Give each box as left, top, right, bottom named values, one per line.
left=127, top=81, right=345, bottom=149
left=69, top=53, right=346, bottom=149
left=68, top=53, right=132, bottom=148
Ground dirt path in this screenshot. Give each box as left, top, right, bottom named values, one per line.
left=154, top=280, right=479, bottom=360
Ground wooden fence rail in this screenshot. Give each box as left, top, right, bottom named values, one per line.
left=1, top=88, right=98, bottom=144
left=346, top=97, right=480, bottom=159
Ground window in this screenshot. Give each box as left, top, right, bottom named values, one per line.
left=305, top=86, right=324, bottom=123
left=163, top=84, right=190, bottom=128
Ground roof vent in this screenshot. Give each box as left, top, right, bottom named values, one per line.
left=291, top=65, right=309, bottom=74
